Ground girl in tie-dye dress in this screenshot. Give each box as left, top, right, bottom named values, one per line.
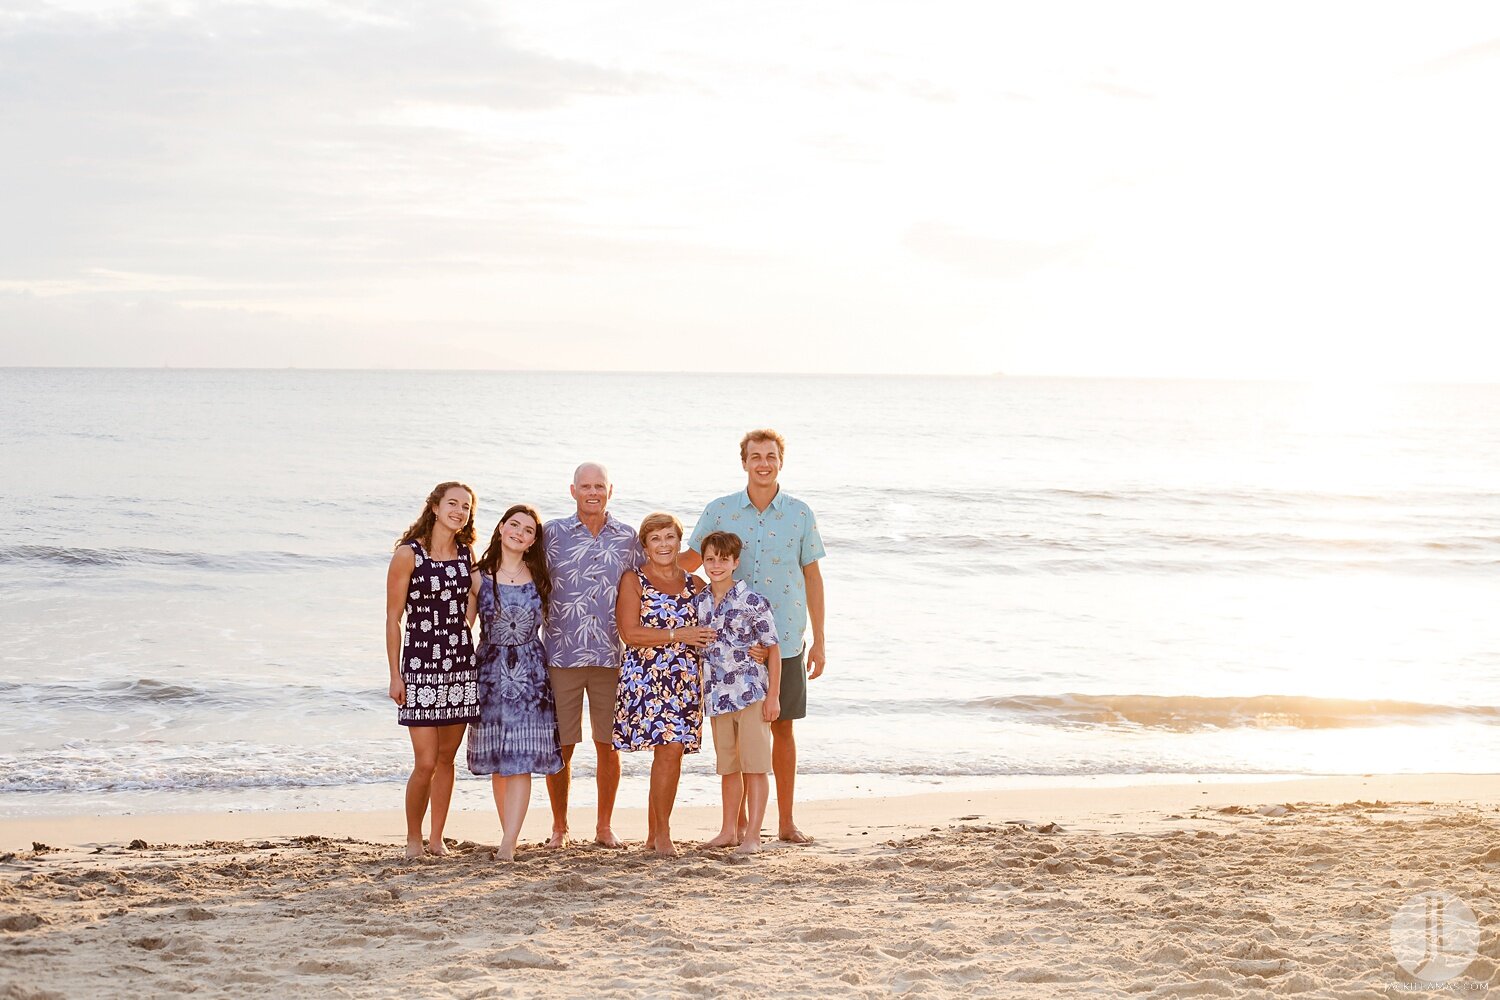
left=466, top=503, right=559, bottom=861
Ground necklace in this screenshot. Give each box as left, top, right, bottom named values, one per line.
left=496, top=561, right=528, bottom=584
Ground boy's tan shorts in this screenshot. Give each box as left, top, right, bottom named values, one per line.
left=709, top=702, right=772, bottom=775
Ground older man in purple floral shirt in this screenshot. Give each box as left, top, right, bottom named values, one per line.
left=541, top=462, right=643, bottom=849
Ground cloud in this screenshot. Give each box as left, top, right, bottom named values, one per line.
left=1087, top=80, right=1154, bottom=101
left=1400, top=36, right=1500, bottom=78
left=902, top=222, right=1092, bottom=278
left=0, top=2, right=651, bottom=286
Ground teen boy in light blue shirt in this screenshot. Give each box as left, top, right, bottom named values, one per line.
left=683, top=428, right=825, bottom=844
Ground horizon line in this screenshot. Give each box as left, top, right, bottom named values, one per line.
left=2, top=365, right=1498, bottom=387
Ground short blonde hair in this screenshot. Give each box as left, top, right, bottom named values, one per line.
left=637, top=511, right=684, bottom=547
left=739, top=428, right=786, bottom=462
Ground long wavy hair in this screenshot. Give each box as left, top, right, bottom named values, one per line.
left=396, top=481, right=478, bottom=551
left=475, top=503, right=552, bottom=620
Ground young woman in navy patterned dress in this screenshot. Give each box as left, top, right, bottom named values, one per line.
left=613, top=512, right=715, bottom=857
left=385, top=481, right=481, bottom=860
left=467, top=503, right=562, bottom=861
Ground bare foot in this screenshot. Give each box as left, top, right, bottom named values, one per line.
left=651, top=834, right=679, bottom=858
left=734, top=837, right=762, bottom=855
left=404, top=839, right=425, bottom=860
left=493, top=845, right=515, bottom=862
left=425, top=840, right=449, bottom=857
left=778, top=826, right=814, bottom=844
left=594, top=827, right=625, bottom=849
left=544, top=830, right=568, bottom=849
left=701, top=831, right=739, bottom=849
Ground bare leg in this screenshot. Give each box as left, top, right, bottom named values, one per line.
left=736, top=773, right=770, bottom=854
left=426, top=723, right=466, bottom=855
left=648, top=743, right=684, bottom=856
left=544, top=743, right=575, bottom=848
left=492, top=773, right=531, bottom=861
left=404, top=727, right=439, bottom=859
left=703, top=773, right=743, bottom=848
left=771, top=720, right=812, bottom=843
left=593, top=740, right=624, bottom=847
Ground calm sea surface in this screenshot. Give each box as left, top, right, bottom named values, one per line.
left=2, top=369, right=1499, bottom=817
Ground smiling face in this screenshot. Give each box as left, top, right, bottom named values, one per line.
left=499, top=510, right=538, bottom=556
left=432, top=486, right=474, bottom=535
left=702, top=545, right=739, bottom=584
left=741, top=437, right=783, bottom=490
left=569, top=463, right=612, bottom=518
left=643, top=525, right=682, bottom=568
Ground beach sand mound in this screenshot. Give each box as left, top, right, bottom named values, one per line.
left=1, top=802, right=1496, bottom=998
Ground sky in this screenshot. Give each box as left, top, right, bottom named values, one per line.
left=2, top=1, right=1499, bottom=378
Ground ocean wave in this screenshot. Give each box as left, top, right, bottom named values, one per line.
left=0, top=678, right=382, bottom=712
left=865, top=485, right=1500, bottom=509
left=829, top=530, right=1500, bottom=558
left=964, top=693, right=1500, bottom=731
left=0, top=545, right=376, bottom=571
left=0, top=741, right=406, bottom=794
left=0, top=740, right=1353, bottom=795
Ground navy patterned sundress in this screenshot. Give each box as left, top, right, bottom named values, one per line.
left=613, top=570, right=704, bottom=753
left=467, top=576, right=563, bottom=776
left=398, top=540, right=480, bottom=727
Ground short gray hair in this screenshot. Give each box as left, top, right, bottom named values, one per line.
left=573, top=462, right=610, bottom=486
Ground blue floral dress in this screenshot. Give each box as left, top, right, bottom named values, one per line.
left=399, top=540, right=479, bottom=727
left=467, top=576, right=563, bottom=776
left=613, top=570, right=704, bottom=753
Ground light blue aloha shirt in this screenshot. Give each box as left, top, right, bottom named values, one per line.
left=692, top=580, right=779, bottom=717
left=542, top=514, right=645, bottom=669
left=687, top=489, right=825, bottom=654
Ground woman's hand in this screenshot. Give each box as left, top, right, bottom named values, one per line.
left=389, top=677, right=406, bottom=706
left=748, top=645, right=770, bottom=664
left=677, top=625, right=717, bottom=647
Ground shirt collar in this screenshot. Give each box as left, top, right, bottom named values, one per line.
left=702, top=578, right=747, bottom=608
left=563, top=512, right=622, bottom=534
left=736, top=488, right=784, bottom=511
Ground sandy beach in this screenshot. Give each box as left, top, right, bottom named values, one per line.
left=4, top=774, right=1500, bottom=998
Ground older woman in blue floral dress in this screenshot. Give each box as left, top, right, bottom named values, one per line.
left=613, top=512, right=715, bottom=857
left=467, top=504, right=562, bottom=861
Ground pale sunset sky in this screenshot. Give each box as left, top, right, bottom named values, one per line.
left=2, top=1, right=1498, bottom=379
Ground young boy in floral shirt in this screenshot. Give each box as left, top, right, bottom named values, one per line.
left=692, top=531, right=781, bottom=854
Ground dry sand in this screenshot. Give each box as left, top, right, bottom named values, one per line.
left=4, top=775, right=1500, bottom=998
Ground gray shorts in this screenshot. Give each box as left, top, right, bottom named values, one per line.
left=777, top=650, right=807, bottom=722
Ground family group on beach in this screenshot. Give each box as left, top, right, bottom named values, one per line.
left=383, top=429, right=826, bottom=861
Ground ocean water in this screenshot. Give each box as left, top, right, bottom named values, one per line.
left=2, top=368, right=1499, bottom=818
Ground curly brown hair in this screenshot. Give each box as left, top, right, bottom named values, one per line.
left=475, top=504, right=552, bottom=621
left=396, top=481, right=478, bottom=551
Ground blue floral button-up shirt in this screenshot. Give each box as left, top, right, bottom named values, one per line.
left=542, top=514, right=645, bottom=669
left=687, top=489, right=825, bottom=654
left=692, top=580, right=779, bottom=716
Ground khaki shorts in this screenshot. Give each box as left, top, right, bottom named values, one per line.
left=548, top=666, right=619, bottom=747
left=709, top=703, right=773, bottom=775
